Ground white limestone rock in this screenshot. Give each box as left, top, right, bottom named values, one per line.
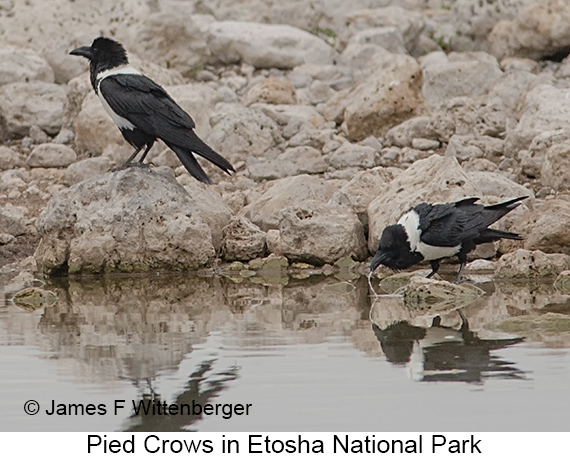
left=221, top=216, right=267, bottom=262
left=0, top=204, right=29, bottom=237
left=65, top=157, right=112, bottom=185
left=422, top=52, right=503, bottom=109
left=267, top=201, right=367, bottom=265
left=490, top=0, right=570, bottom=60
left=26, top=144, right=77, bottom=168
left=0, top=82, right=66, bottom=137
left=206, top=21, right=338, bottom=69
left=35, top=167, right=218, bottom=275
left=344, top=59, right=425, bottom=141
left=0, top=45, right=54, bottom=86
left=240, top=174, right=339, bottom=231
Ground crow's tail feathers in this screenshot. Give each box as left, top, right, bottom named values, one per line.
left=168, top=143, right=212, bottom=183
left=187, top=131, right=235, bottom=176
left=481, top=195, right=529, bottom=227
left=476, top=228, right=522, bottom=244
left=165, top=133, right=235, bottom=184
left=474, top=195, right=529, bottom=243
left=485, top=195, right=529, bottom=212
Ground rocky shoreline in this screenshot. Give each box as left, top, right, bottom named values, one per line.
left=2, top=0, right=570, bottom=280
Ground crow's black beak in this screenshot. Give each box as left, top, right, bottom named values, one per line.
left=370, top=251, right=387, bottom=272
left=70, top=45, right=93, bottom=59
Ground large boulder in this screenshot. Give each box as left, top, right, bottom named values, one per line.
left=0, top=45, right=54, bottom=86
left=0, top=204, right=29, bottom=237
left=221, top=216, right=267, bottom=262
left=330, top=166, right=401, bottom=230
left=266, top=201, right=367, bottom=265
left=0, top=82, right=66, bottom=138
left=26, top=144, right=77, bottom=168
left=343, top=7, right=426, bottom=55
left=490, top=0, right=570, bottom=60
left=126, top=12, right=211, bottom=77
left=515, top=198, right=570, bottom=255
left=495, top=249, right=570, bottom=279
left=196, top=0, right=322, bottom=31
left=35, top=167, right=221, bottom=275
left=450, top=0, right=536, bottom=52
left=206, top=21, right=337, bottom=69
left=176, top=175, right=233, bottom=250
left=540, top=139, right=570, bottom=191
left=422, top=52, right=503, bottom=109
left=207, top=106, right=281, bottom=164
left=344, top=59, right=426, bottom=141
left=240, top=174, right=339, bottom=231
left=505, top=85, right=570, bottom=154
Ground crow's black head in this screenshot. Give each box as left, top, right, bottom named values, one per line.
left=70, top=37, right=129, bottom=88
left=70, top=36, right=128, bottom=66
left=370, top=224, right=423, bottom=272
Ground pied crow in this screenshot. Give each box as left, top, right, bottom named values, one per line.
left=370, top=196, right=527, bottom=283
left=70, top=36, right=234, bottom=184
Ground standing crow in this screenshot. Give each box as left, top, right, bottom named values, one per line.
left=370, top=196, right=527, bottom=283
left=70, top=36, right=234, bottom=184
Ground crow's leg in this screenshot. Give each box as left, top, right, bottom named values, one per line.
left=457, top=309, right=468, bottom=329
left=454, top=253, right=468, bottom=284
left=137, top=142, right=154, bottom=165
left=123, top=146, right=143, bottom=166
left=111, top=146, right=143, bottom=171
left=426, top=259, right=440, bottom=278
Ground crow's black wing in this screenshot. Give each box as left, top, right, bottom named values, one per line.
left=414, top=199, right=485, bottom=247
left=99, top=74, right=234, bottom=178
left=417, top=197, right=526, bottom=247
left=99, top=74, right=196, bottom=139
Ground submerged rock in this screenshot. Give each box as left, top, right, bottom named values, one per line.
left=554, top=270, right=570, bottom=293
left=12, top=287, right=58, bottom=310
left=487, top=314, right=570, bottom=337
left=396, top=276, right=485, bottom=310
left=379, top=270, right=431, bottom=294
left=35, top=167, right=220, bottom=275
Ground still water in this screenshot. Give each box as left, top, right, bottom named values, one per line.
left=1, top=270, right=569, bottom=432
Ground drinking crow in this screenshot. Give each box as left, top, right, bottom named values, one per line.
left=370, top=196, right=527, bottom=283
left=70, top=37, right=234, bottom=184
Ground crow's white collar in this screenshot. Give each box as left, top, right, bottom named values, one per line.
left=96, top=65, right=142, bottom=85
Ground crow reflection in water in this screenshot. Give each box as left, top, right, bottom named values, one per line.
left=122, top=360, right=239, bottom=432
left=373, top=313, right=526, bottom=383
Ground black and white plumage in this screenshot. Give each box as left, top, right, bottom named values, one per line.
left=70, top=37, right=234, bottom=184
left=370, top=196, right=528, bottom=283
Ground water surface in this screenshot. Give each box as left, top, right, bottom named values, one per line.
left=1, top=271, right=569, bottom=432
